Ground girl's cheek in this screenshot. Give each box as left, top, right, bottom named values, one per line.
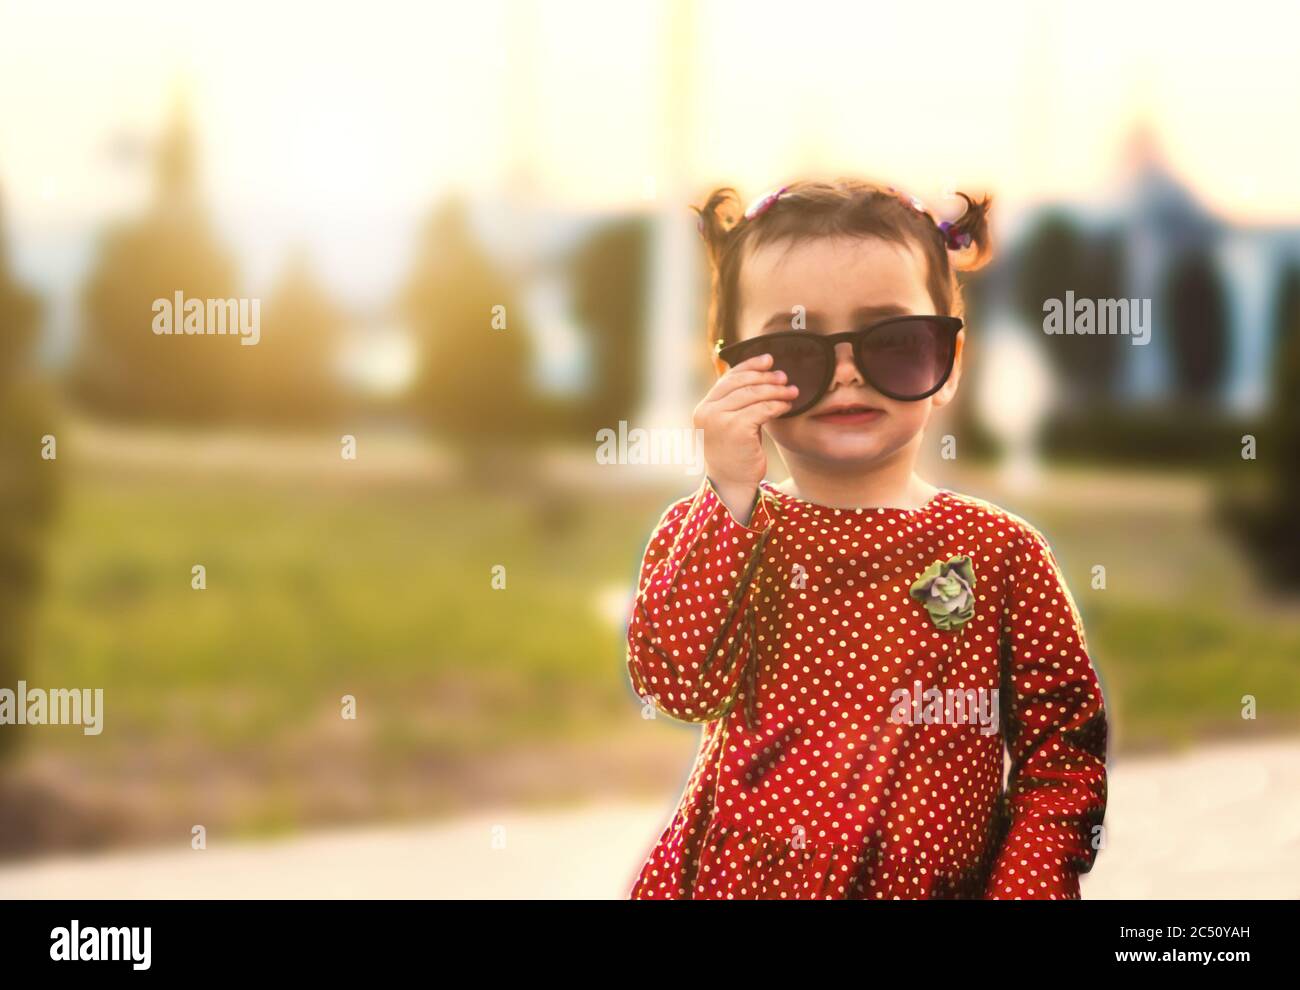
left=897, top=404, right=933, bottom=432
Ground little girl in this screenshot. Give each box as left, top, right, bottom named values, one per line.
left=625, top=179, right=1108, bottom=899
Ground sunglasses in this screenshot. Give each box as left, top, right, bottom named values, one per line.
left=715, top=315, right=963, bottom=418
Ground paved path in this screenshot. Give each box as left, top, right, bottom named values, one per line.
left=2, top=736, right=1296, bottom=898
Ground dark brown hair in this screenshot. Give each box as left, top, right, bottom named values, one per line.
left=693, top=178, right=992, bottom=350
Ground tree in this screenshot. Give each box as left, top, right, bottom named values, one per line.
left=400, top=198, right=541, bottom=460
left=1268, top=262, right=1300, bottom=490
left=0, top=191, right=56, bottom=763
left=1260, top=262, right=1300, bottom=576
left=1162, top=248, right=1230, bottom=401
left=1217, top=261, right=1300, bottom=587
left=1015, top=211, right=1124, bottom=399
left=74, top=101, right=245, bottom=423
left=237, top=248, right=346, bottom=425
left=568, top=216, right=650, bottom=430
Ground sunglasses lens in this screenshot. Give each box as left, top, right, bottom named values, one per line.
left=858, top=318, right=954, bottom=399
left=762, top=336, right=829, bottom=415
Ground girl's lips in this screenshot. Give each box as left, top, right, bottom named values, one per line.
left=811, top=407, right=884, bottom=425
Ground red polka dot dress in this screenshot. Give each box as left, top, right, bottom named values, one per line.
left=626, top=476, right=1108, bottom=899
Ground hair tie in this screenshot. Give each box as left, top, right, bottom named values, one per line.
left=696, top=186, right=788, bottom=240
left=887, top=185, right=929, bottom=217
left=743, top=185, right=789, bottom=221
left=890, top=184, right=971, bottom=251
left=937, top=220, right=972, bottom=251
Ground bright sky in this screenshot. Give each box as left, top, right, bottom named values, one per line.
left=2, top=0, right=1298, bottom=303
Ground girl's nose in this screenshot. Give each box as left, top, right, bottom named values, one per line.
left=830, top=341, right=863, bottom=386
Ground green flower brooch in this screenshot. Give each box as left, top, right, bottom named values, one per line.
left=909, top=555, right=976, bottom=632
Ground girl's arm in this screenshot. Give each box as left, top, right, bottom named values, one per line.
left=626, top=476, right=775, bottom=722
left=986, top=526, right=1109, bottom=899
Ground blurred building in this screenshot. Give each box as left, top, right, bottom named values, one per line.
left=998, top=126, right=1300, bottom=416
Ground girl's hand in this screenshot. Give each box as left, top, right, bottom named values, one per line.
left=694, top=352, right=798, bottom=521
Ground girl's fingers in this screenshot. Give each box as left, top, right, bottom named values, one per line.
left=711, top=352, right=772, bottom=388
left=729, top=352, right=773, bottom=372
left=707, top=366, right=787, bottom=402
left=708, top=370, right=788, bottom=403
left=743, top=399, right=796, bottom=424
left=715, top=382, right=799, bottom=412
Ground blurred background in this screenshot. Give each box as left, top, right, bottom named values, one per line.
left=1, top=0, right=1298, bottom=897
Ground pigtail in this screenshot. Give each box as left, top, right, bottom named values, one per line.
left=943, top=191, right=994, bottom=271
left=692, top=187, right=743, bottom=271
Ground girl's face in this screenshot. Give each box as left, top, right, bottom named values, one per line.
left=724, top=234, right=963, bottom=471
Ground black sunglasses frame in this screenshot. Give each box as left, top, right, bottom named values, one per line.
left=715, top=315, right=964, bottom=416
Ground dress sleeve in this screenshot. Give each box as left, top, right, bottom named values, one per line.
left=626, top=476, right=777, bottom=723
left=986, top=525, right=1109, bottom=899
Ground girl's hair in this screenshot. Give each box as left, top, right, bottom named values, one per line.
left=693, top=178, right=993, bottom=350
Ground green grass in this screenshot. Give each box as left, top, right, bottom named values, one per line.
left=13, top=449, right=1300, bottom=841
left=27, top=464, right=1300, bottom=759
left=28, top=467, right=677, bottom=768
left=1088, top=600, right=1300, bottom=750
